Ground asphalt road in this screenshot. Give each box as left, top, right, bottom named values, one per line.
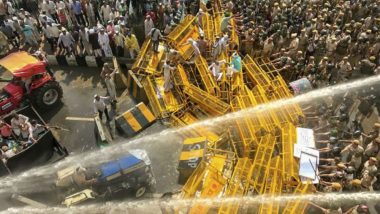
left=43, top=66, right=181, bottom=194
left=42, top=66, right=105, bottom=153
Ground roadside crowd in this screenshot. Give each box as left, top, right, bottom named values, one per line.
left=0, top=0, right=187, bottom=58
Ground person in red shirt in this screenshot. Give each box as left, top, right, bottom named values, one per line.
left=58, top=8, right=68, bottom=27
left=146, top=10, right=156, bottom=23
left=0, top=120, right=12, bottom=139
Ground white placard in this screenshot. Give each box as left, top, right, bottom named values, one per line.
left=294, top=144, right=320, bottom=161
left=296, top=127, right=315, bottom=148
left=301, top=169, right=320, bottom=184
left=299, top=152, right=318, bottom=180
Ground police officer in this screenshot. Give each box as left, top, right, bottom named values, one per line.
left=359, top=56, right=376, bottom=75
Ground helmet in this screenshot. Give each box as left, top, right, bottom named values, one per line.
left=339, top=114, right=348, bottom=121
left=346, top=166, right=355, bottom=173
left=331, top=182, right=342, bottom=190
left=339, top=105, right=347, bottom=113
left=329, top=137, right=338, bottom=144
left=353, top=130, right=362, bottom=138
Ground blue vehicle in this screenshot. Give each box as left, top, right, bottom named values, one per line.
left=55, top=150, right=156, bottom=206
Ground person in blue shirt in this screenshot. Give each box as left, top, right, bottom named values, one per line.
left=227, top=52, right=242, bottom=77
left=20, top=23, right=38, bottom=49
left=71, top=0, right=86, bottom=26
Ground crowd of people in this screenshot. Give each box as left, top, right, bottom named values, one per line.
left=142, top=0, right=380, bottom=213
left=0, top=0, right=190, bottom=57
left=0, top=112, right=46, bottom=162
left=138, top=0, right=380, bottom=91
left=297, top=84, right=379, bottom=211
left=230, top=0, right=380, bottom=86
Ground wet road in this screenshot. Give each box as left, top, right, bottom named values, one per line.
left=0, top=65, right=181, bottom=210
left=39, top=66, right=164, bottom=152
left=38, top=66, right=181, bottom=193
left=42, top=66, right=105, bottom=153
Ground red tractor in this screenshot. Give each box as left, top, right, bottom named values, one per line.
left=0, top=51, right=63, bottom=115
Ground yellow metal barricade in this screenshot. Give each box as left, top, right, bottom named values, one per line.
left=281, top=123, right=300, bottom=182
left=170, top=109, right=220, bottom=146
left=184, top=84, right=230, bottom=116
left=195, top=55, right=219, bottom=95
left=246, top=134, right=276, bottom=194
left=254, top=57, right=281, bottom=78
left=142, top=75, right=183, bottom=118
left=131, top=1, right=312, bottom=212
left=282, top=182, right=313, bottom=214
left=214, top=13, right=222, bottom=36
left=181, top=160, right=208, bottom=198
left=188, top=154, right=228, bottom=214
left=173, top=64, right=190, bottom=87
left=131, top=39, right=165, bottom=75
left=167, top=15, right=199, bottom=60
left=142, top=76, right=168, bottom=118
left=201, top=12, right=215, bottom=43
left=258, top=157, right=282, bottom=214
left=218, top=157, right=252, bottom=214
left=230, top=96, right=258, bottom=157
left=243, top=55, right=274, bottom=94
left=230, top=19, right=239, bottom=49
left=154, top=76, right=183, bottom=112
left=131, top=39, right=151, bottom=72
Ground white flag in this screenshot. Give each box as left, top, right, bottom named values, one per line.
left=129, top=0, right=134, bottom=16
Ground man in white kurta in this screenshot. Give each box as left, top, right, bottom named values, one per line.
left=187, top=38, right=200, bottom=56
left=98, top=29, right=113, bottom=57
left=163, top=61, right=176, bottom=92
left=105, top=72, right=116, bottom=101
left=144, top=15, right=154, bottom=37
left=208, top=60, right=226, bottom=81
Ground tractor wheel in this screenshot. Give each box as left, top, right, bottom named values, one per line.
left=33, top=81, right=63, bottom=110
left=134, top=186, right=146, bottom=198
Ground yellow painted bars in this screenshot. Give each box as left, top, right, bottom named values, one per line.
left=218, top=158, right=252, bottom=214
left=184, top=84, right=230, bottom=116
left=167, top=15, right=199, bottom=60
left=195, top=55, right=219, bottom=95
left=282, top=182, right=313, bottom=214
left=258, top=157, right=283, bottom=214
left=246, top=134, right=276, bottom=194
